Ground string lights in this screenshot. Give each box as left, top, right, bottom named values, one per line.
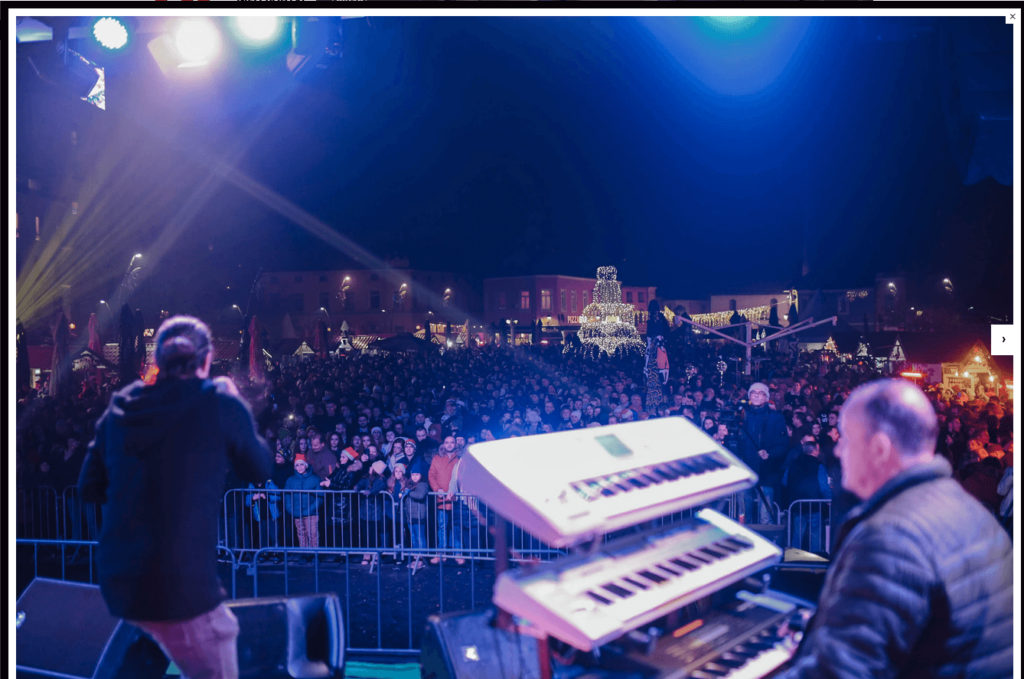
left=570, top=266, right=645, bottom=357
left=691, top=304, right=773, bottom=328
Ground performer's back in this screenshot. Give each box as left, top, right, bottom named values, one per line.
left=79, top=377, right=272, bottom=622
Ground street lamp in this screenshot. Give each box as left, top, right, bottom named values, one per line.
left=320, top=307, right=331, bottom=324
left=231, top=304, right=245, bottom=319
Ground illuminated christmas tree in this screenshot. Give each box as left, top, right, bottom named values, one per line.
left=569, top=266, right=645, bottom=357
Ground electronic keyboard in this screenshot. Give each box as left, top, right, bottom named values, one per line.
left=492, top=509, right=783, bottom=651
left=622, top=589, right=815, bottom=679
left=460, top=418, right=759, bottom=547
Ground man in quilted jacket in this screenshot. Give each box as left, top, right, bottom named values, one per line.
left=778, top=379, right=1012, bottom=679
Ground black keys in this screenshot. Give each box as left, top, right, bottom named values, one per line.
left=699, top=546, right=727, bottom=560
left=714, top=540, right=742, bottom=554
left=657, top=563, right=680, bottom=576
left=723, top=536, right=752, bottom=550
left=602, top=583, right=634, bottom=599
left=637, top=570, right=667, bottom=584
left=670, top=557, right=701, bottom=571
left=586, top=590, right=613, bottom=605
left=698, top=664, right=731, bottom=677
left=628, top=476, right=648, bottom=489
left=654, top=465, right=680, bottom=480
left=716, top=654, right=748, bottom=669
left=686, top=551, right=714, bottom=565
left=689, top=672, right=723, bottom=679
left=622, top=577, right=648, bottom=590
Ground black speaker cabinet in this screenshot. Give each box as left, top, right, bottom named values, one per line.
left=226, top=592, right=345, bottom=679
left=15, top=578, right=167, bottom=679
left=421, top=608, right=542, bottom=679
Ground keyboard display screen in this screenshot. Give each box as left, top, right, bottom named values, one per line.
left=595, top=434, right=634, bottom=458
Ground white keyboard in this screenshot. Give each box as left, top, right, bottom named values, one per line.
left=492, top=509, right=783, bottom=651
left=460, top=418, right=758, bottom=548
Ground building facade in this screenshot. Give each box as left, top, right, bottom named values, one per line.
left=483, top=275, right=657, bottom=342
left=260, top=258, right=482, bottom=339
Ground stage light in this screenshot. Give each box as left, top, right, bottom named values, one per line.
left=173, top=19, right=222, bottom=67
left=93, top=18, right=129, bottom=50
left=235, top=16, right=282, bottom=45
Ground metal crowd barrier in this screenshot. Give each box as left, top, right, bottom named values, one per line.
left=16, top=486, right=61, bottom=539
left=787, top=500, right=833, bottom=554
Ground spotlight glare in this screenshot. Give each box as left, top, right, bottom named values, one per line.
left=235, top=16, right=282, bottom=43
left=93, top=18, right=128, bottom=50
left=173, top=19, right=222, bottom=67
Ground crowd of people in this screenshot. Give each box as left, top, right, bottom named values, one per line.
left=16, top=320, right=1014, bottom=561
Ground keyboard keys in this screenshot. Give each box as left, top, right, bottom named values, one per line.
left=637, top=570, right=667, bottom=584
left=700, top=546, right=727, bottom=560
left=686, top=551, right=714, bottom=564
left=657, top=563, right=680, bottom=576
left=586, top=590, right=613, bottom=605
left=602, top=583, right=634, bottom=599
left=622, top=577, right=648, bottom=590
left=670, top=557, right=701, bottom=571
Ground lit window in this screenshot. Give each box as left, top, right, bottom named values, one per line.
left=541, top=290, right=552, bottom=310
left=626, top=292, right=633, bottom=303
left=520, top=291, right=530, bottom=310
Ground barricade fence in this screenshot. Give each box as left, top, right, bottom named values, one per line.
left=19, top=486, right=826, bottom=558
left=787, top=499, right=833, bottom=554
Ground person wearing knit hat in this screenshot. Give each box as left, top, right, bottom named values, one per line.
left=284, top=453, right=322, bottom=551
left=748, top=382, right=770, bottom=397
left=392, top=463, right=407, bottom=476
left=370, top=460, right=386, bottom=475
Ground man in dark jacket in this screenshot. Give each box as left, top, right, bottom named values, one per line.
left=782, top=438, right=832, bottom=552
left=79, top=316, right=272, bottom=679
left=778, top=379, right=1012, bottom=679
left=738, top=382, right=789, bottom=523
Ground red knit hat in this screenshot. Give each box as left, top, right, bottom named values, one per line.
left=294, top=453, right=308, bottom=464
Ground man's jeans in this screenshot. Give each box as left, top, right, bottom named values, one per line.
left=131, top=603, right=240, bottom=679
left=436, top=508, right=462, bottom=554
left=742, top=486, right=776, bottom=524
left=792, top=510, right=824, bottom=552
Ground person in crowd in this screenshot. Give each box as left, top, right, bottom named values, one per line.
left=321, top=451, right=365, bottom=551
left=354, top=460, right=388, bottom=566
left=782, top=437, right=832, bottom=552
left=777, top=379, right=1012, bottom=679
left=400, top=460, right=430, bottom=568
left=738, top=382, right=789, bottom=523
left=428, top=435, right=462, bottom=564
left=306, top=431, right=339, bottom=483
left=996, top=445, right=1012, bottom=536
left=78, top=315, right=272, bottom=679
left=284, top=454, right=323, bottom=556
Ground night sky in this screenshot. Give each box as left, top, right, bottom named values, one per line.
left=16, top=15, right=1014, bottom=317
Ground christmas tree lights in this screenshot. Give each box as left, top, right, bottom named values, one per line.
left=569, top=266, right=645, bottom=357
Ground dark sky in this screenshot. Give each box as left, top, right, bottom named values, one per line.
left=17, top=15, right=1014, bottom=315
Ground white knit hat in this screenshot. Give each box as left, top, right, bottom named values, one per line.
left=748, top=382, right=770, bottom=396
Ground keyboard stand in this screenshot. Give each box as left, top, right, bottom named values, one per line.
left=493, top=515, right=554, bottom=679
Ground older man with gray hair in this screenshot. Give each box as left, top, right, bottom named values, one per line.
left=778, top=379, right=1012, bottom=679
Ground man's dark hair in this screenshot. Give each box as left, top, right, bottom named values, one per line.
left=802, top=440, right=820, bottom=456
left=155, top=316, right=211, bottom=380
left=856, top=380, right=939, bottom=456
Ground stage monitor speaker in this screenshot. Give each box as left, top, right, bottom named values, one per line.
left=226, top=592, right=345, bottom=679
left=15, top=578, right=167, bottom=679
left=421, top=608, right=542, bottom=679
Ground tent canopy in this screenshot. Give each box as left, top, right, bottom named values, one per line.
left=369, top=333, right=439, bottom=353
